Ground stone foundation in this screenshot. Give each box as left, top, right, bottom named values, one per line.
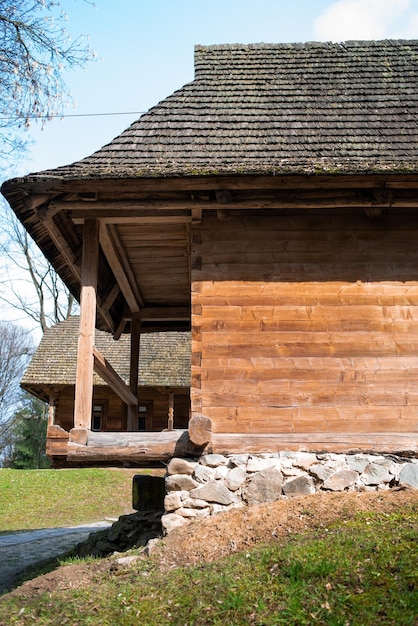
left=162, top=452, right=418, bottom=533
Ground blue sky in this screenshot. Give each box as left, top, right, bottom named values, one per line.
left=15, top=0, right=418, bottom=177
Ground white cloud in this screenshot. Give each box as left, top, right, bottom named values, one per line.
left=314, top=0, right=411, bottom=41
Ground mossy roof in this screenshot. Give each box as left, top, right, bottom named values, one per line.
left=9, top=40, right=418, bottom=181
left=21, top=316, right=190, bottom=389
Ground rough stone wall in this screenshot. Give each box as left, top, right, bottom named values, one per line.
left=162, top=452, right=418, bottom=533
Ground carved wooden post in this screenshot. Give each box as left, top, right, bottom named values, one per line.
left=127, top=318, right=141, bottom=431
left=167, top=391, right=174, bottom=431
left=48, top=392, right=56, bottom=427
left=73, top=219, right=99, bottom=443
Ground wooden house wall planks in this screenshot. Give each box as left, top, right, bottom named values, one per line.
left=191, top=213, right=418, bottom=438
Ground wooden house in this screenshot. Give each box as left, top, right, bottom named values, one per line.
left=3, top=41, right=418, bottom=465
left=21, top=317, right=190, bottom=465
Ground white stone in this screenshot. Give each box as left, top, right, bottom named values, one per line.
left=279, top=451, right=297, bottom=461
left=161, top=513, right=188, bottom=533
left=200, top=454, right=228, bottom=467
left=399, top=463, right=418, bottom=489
left=211, top=501, right=244, bottom=515
left=167, top=458, right=197, bottom=476
left=144, top=538, right=160, bottom=556
left=309, top=463, right=334, bottom=482
left=247, top=456, right=277, bottom=472
left=294, top=453, right=318, bottom=470
left=346, top=454, right=369, bottom=473
left=214, top=465, right=229, bottom=479
left=190, top=481, right=237, bottom=505
left=361, top=463, right=392, bottom=486
left=165, top=474, right=198, bottom=491
left=164, top=491, right=184, bottom=511
left=245, top=468, right=283, bottom=505
left=182, top=497, right=210, bottom=509
left=225, top=466, right=247, bottom=491
left=283, top=475, right=315, bottom=497
left=194, top=464, right=215, bottom=483
left=280, top=466, right=304, bottom=478
left=194, top=508, right=211, bottom=519
left=113, top=555, right=141, bottom=568
left=322, top=469, right=359, bottom=491
left=176, top=507, right=199, bottom=518
left=228, top=454, right=249, bottom=467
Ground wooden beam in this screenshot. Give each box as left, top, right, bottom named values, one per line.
left=24, top=173, right=418, bottom=196
left=99, top=222, right=144, bottom=313
left=35, top=210, right=115, bottom=333
left=72, top=214, right=192, bottom=225
left=167, top=392, right=174, bottom=431
left=210, top=433, right=418, bottom=456
left=127, top=318, right=141, bottom=430
left=101, top=282, right=120, bottom=314
left=93, top=346, right=138, bottom=407
left=74, top=219, right=99, bottom=431
left=126, top=306, right=190, bottom=321
left=63, top=198, right=418, bottom=220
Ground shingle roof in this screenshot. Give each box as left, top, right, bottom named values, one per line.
left=21, top=40, right=418, bottom=179
left=21, top=317, right=190, bottom=389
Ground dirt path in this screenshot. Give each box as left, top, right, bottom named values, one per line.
left=0, top=522, right=112, bottom=595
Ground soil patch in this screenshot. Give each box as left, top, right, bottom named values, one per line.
left=5, top=487, right=416, bottom=601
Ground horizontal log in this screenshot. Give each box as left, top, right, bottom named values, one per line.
left=199, top=388, right=418, bottom=408
left=198, top=319, right=418, bottom=334
left=202, top=366, right=418, bottom=384
left=24, top=173, right=418, bottom=197
left=196, top=263, right=418, bottom=282
left=199, top=303, right=418, bottom=321
left=210, top=433, right=418, bottom=456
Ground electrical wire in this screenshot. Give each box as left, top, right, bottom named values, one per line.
left=0, top=111, right=147, bottom=121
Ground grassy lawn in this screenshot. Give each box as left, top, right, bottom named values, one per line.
left=0, top=504, right=417, bottom=625
left=0, top=468, right=148, bottom=531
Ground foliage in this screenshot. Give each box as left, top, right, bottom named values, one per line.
left=0, top=503, right=417, bottom=625
left=8, top=394, right=49, bottom=469
left=0, top=0, right=95, bottom=170
left=0, top=467, right=143, bottom=531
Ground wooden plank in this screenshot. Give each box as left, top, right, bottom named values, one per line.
left=74, top=219, right=99, bottom=431
left=99, top=223, right=144, bottom=313
left=93, top=346, right=137, bottom=407
left=210, top=433, right=418, bottom=456
left=24, top=173, right=418, bottom=196
left=127, top=318, right=141, bottom=430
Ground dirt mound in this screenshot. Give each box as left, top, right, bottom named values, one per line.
left=6, top=488, right=417, bottom=600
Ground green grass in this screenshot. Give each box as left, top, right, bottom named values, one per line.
left=0, top=504, right=417, bottom=625
left=0, top=468, right=145, bottom=531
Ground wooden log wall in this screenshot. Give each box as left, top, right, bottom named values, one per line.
left=191, top=212, right=418, bottom=437
left=54, top=386, right=189, bottom=433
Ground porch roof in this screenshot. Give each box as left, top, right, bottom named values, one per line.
left=21, top=317, right=190, bottom=391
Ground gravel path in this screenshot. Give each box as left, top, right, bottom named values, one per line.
left=0, top=522, right=112, bottom=595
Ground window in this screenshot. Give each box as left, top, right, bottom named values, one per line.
left=137, top=402, right=153, bottom=431
left=91, top=402, right=107, bottom=431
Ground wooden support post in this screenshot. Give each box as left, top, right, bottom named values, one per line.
left=48, top=393, right=56, bottom=427
left=73, top=219, right=99, bottom=439
left=127, top=318, right=141, bottom=431
left=168, top=392, right=174, bottom=431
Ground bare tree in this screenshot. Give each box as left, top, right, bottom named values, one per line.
left=0, top=0, right=95, bottom=170
left=0, top=321, right=33, bottom=462
left=0, top=202, right=77, bottom=332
